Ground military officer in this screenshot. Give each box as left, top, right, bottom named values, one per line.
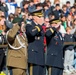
left=26, top=8, right=45, bottom=75
left=46, top=19, right=64, bottom=75
left=6, top=17, right=28, bottom=75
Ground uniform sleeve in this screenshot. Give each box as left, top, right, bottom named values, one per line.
left=45, top=27, right=56, bottom=37
left=26, top=24, right=41, bottom=36
left=7, top=24, right=20, bottom=40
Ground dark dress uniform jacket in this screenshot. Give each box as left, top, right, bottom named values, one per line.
left=46, top=30, right=64, bottom=68
left=26, top=21, right=45, bottom=66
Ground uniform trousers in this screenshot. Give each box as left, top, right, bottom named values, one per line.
left=51, top=67, right=63, bottom=75
left=12, top=68, right=26, bottom=75
left=29, top=64, right=44, bottom=75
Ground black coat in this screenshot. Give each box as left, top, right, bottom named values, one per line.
left=64, top=34, right=75, bottom=50
left=46, top=30, right=64, bottom=68
left=52, top=9, right=62, bottom=19
left=0, top=4, right=8, bottom=18
left=0, top=49, right=5, bottom=66
left=26, top=21, right=45, bottom=65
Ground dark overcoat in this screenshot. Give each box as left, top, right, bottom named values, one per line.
left=52, top=9, right=62, bottom=19
left=26, top=21, right=45, bottom=66
left=0, top=49, right=4, bottom=66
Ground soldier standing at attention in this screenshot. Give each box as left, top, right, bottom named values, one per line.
left=6, top=17, right=28, bottom=75
left=26, top=8, right=45, bottom=75
left=46, top=19, right=64, bottom=75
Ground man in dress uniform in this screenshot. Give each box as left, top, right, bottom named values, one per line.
left=46, top=19, right=64, bottom=75
left=6, top=17, right=28, bottom=75
left=26, top=8, right=45, bottom=75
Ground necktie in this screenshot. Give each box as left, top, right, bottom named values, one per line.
left=42, top=25, right=46, bottom=52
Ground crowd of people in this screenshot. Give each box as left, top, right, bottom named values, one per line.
left=1, top=0, right=76, bottom=75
